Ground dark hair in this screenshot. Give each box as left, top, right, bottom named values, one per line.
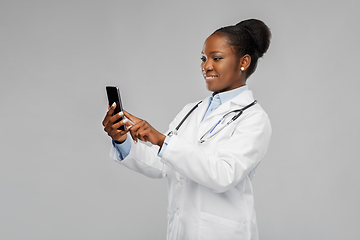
left=213, top=19, right=271, bottom=78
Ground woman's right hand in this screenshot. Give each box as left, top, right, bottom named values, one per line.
left=102, top=103, right=132, bottom=143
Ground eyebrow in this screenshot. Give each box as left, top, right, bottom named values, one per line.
left=201, top=51, right=224, bottom=55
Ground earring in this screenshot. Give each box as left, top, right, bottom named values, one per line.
left=241, top=67, right=245, bottom=71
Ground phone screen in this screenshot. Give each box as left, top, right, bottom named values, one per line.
left=106, top=86, right=125, bottom=131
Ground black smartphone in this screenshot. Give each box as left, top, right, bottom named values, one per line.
left=106, top=86, right=126, bottom=131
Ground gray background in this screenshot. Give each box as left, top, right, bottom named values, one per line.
left=1, top=0, right=359, bottom=239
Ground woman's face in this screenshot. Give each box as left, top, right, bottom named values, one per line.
left=201, top=34, right=244, bottom=93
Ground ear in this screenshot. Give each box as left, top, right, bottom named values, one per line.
left=239, top=54, right=251, bottom=72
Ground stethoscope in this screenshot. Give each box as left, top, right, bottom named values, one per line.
left=167, top=100, right=257, bottom=143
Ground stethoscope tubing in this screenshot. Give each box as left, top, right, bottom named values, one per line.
left=174, top=101, right=202, bottom=132
left=168, top=100, right=257, bottom=142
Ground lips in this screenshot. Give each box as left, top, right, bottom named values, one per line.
left=204, top=75, right=218, bottom=81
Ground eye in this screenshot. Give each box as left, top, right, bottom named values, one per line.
left=213, top=57, right=223, bottom=61
left=200, top=56, right=206, bottom=62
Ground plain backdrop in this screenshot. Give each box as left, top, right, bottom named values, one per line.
left=1, top=0, right=359, bottom=239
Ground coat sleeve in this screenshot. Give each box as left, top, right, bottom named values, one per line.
left=110, top=141, right=167, bottom=178
left=160, top=109, right=272, bottom=193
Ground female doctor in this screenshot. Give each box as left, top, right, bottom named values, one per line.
left=102, top=19, right=272, bottom=240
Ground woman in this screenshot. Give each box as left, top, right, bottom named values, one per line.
left=103, top=19, right=272, bottom=240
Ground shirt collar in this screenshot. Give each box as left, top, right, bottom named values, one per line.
left=212, top=85, right=249, bottom=105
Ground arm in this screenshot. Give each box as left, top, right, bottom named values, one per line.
left=110, top=138, right=167, bottom=179
left=108, top=104, right=196, bottom=178
left=103, top=104, right=166, bottom=178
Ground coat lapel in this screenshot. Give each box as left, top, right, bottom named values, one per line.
left=194, top=96, right=211, bottom=126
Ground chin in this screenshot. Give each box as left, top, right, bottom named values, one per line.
left=206, top=83, right=217, bottom=92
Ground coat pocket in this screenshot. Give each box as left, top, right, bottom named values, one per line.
left=198, top=212, right=248, bottom=240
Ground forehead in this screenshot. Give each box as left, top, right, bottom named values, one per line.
left=202, top=34, right=232, bottom=54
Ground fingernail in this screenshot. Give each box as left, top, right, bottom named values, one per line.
left=123, top=118, right=128, bottom=123
left=118, top=111, right=123, bottom=116
left=112, top=102, right=116, bottom=107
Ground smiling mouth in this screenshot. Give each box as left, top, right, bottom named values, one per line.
left=204, top=75, right=218, bottom=80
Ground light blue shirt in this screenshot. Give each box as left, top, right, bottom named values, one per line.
left=112, top=134, right=132, bottom=159
left=113, top=85, right=248, bottom=160
left=203, top=85, right=249, bottom=120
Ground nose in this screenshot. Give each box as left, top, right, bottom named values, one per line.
left=201, top=59, right=213, bottom=72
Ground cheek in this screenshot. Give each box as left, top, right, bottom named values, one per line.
left=223, top=62, right=238, bottom=77
left=218, top=62, right=230, bottom=73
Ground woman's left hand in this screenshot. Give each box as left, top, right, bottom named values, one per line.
left=124, top=111, right=166, bottom=147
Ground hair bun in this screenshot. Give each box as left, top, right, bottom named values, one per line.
left=212, top=18, right=271, bottom=78
left=235, top=19, right=271, bottom=58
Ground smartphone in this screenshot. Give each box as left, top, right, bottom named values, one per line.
left=106, top=86, right=126, bottom=131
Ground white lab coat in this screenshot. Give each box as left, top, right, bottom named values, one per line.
left=110, top=90, right=271, bottom=240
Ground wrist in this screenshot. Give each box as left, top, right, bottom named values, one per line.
left=157, top=134, right=166, bottom=147
left=114, top=134, right=127, bottom=144
left=114, top=139, right=125, bottom=144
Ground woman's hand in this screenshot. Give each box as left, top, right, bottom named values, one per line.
left=124, top=111, right=166, bottom=147
left=102, top=103, right=132, bottom=143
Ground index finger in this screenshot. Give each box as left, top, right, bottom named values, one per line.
left=123, top=110, right=141, bottom=125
